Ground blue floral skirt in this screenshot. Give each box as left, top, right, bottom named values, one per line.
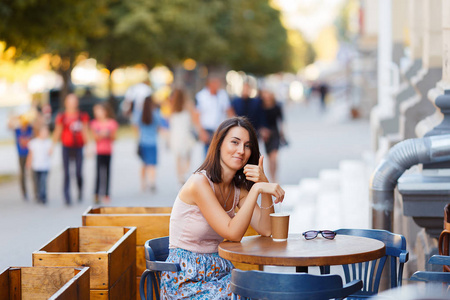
left=160, top=248, right=234, bottom=299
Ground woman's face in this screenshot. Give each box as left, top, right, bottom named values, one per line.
left=220, top=126, right=252, bottom=172
left=94, top=105, right=107, bottom=120
left=261, top=90, right=275, bottom=105
left=65, top=94, right=79, bottom=110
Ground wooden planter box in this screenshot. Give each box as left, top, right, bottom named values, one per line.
left=82, top=206, right=171, bottom=297
left=33, top=226, right=136, bottom=300
left=0, top=266, right=89, bottom=300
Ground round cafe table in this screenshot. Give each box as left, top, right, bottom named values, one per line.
left=218, top=234, right=386, bottom=272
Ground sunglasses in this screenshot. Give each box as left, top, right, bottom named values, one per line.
left=302, top=230, right=336, bottom=240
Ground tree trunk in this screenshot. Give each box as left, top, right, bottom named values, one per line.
left=58, top=55, right=74, bottom=109
left=106, top=66, right=118, bottom=116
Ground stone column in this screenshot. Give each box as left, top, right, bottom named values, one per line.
left=443, top=0, right=450, bottom=85
left=370, top=0, right=393, bottom=153
left=376, top=0, right=394, bottom=119
left=379, top=0, right=409, bottom=137
left=399, top=0, right=441, bottom=140
left=416, top=0, right=450, bottom=138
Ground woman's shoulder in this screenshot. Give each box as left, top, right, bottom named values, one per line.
left=185, top=172, right=211, bottom=190
left=178, top=173, right=212, bottom=204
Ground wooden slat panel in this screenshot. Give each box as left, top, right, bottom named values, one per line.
left=33, top=253, right=109, bottom=290
left=0, top=268, right=10, bottom=300
left=98, top=207, right=172, bottom=214
left=48, top=267, right=90, bottom=300
left=76, top=267, right=91, bottom=300
left=109, top=228, right=136, bottom=286
left=21, top=267, right=74, bottom=299
left=79, top=227, right=125, bottom=253
left=136, top=246, right=146, bottom=276
left=232, top=262, right=260, bottom=271
left=83, top=214, right=170, bottom=247
left=41, top=228, right=70, bottom=252
left=135, top=278, right=140, bottom=300
left=90, top=289, right=108, bottom=300
left=9, top=268, right=21, bottom=300
left=68, top=227, right=79, bottom=252
left=84, top=215, right=170, bottom=246
left=109, top=264, right=135, bottom=300
left=50, top=281, right=79, bottom=300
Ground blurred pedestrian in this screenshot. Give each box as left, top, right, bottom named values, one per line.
left=194, top=76, right=234, bottom=155
left=318, top=82, right=329, bottom=111
left=168, top=89, right=196, bottom=185
left=8, top=114, right=34, bottom=201
left=52, top=94, right=90, bottom=205
left=261, top=89, right=286, bottom=183
left=122, top=79, right=152, bottom=126
left=231, top=82, right=267, bottom=134
left=90, top=102, right=118, bottom=204
left=27, top=125, right=52, bottom=204
left=137, top=95, right=162, bottom=192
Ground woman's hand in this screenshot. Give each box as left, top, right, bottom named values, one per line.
left=253, top=182, right=285, bottom=204
left=244, top=155, right=268, bottom=183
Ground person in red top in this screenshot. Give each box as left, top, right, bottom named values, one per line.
left=90, top=102, right=118, bottom=204
left=52, top=94, right=90, bottom=205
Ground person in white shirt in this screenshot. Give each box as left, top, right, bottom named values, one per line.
left=122, top=79, right=152, bottom=126
left=194, top=76, right=234, bottom=155
left=27, top=126, right=52, bottom=204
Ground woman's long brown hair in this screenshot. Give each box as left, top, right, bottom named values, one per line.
left=141, top=96, right=154, bottom=125
left=171, top=89, right=185, bottom=113
left=195, top=117, right=260, bottom=191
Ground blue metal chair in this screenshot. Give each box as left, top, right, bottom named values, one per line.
left=139, top=236, right=180, bottom=300
left=332, top=229, right=409, bottom=298
left=231, top=269, right=363, bottom=300
left=410, top=255, right=450, bottom=283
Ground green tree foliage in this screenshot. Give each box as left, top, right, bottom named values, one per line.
left=0, top=0, right=107, bottom=102
left=0, top=0, right=106, bottom=56
left=1, top=0, right=295, bottom=97
left=224, top=0, right=291, bottom=75
left=87, top=0, right=290, bottom=75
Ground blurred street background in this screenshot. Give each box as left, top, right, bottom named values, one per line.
left=2, top=0, right=450, bottom=282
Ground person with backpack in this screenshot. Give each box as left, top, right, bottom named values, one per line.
left=52, top=94, right=90, bottom=205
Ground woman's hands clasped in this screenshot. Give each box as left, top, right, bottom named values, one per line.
left=254, top=182, right=285, bottom=204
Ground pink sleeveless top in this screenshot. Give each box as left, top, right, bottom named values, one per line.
left=169, top=171, right=240, bottom=253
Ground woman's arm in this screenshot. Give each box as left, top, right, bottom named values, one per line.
left=182, top=174, right=284, bottom=242
left=26, top=149, right=33, bottom=170
left=52, top=122, right=62, bottom=144
left=82, top=119, right=90, bottom=145
left=241, top=156, right=279, bottom=236
left=110, top=122, right=118, bottom=140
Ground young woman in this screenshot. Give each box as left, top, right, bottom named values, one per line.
left=261, top=89, right=285, bottom=183
left=137, top=95, right=161, bottom=192
left=90, top=102, right=118, bottom=204
left=160, top=117, right=285, bottom=299
left=168, top=89, right=195, bottom=185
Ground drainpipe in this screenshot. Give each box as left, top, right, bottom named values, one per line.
left=371, top=134, right=450, bottom=231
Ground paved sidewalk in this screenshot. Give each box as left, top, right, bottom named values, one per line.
left=0, top=99, right=372, bottom=270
